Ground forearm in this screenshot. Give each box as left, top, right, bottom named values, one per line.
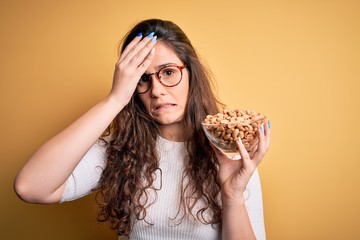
left=222, top=197, right=256, bottom=240
left=14, top=95, right=125, bottom=203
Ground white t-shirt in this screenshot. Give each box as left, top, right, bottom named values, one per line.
left=61, top=136, right=266, bottom=240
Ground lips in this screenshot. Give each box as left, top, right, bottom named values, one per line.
left=153, top=103, right=177, bottom=111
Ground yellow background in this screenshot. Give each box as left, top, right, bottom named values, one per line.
left=1, top=0, right=359, bottom=239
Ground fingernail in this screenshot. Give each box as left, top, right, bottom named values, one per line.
left=267, top=120, right=271, bottom=129
left=147, top=32, right=154, bottom=38
left=261, top=124, right=265, bottom=134
left=137, top=32, right=142, bottom=37
left=151, top=36, right=157, bottom=43
left=237, top=137, right=242, bottom=143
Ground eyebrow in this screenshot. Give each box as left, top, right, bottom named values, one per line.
left=145, top=63, right=179, bottom=74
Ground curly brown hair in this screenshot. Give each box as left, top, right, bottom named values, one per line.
left=96, top=19, right=224, bottom=237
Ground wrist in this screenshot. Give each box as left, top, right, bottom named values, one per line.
left=221, top=193, right=246, bottom=208
left=105, top=93, right=129, bottom=112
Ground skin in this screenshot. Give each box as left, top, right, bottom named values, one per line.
left=217, top=124, right=270, bottom=240
left=14, top=34, right=157, bottom=203
left=14, top=33, right=271, bottom=239
left=137, top=39, right=272, bottom=239
left=138, top=43, right=189, bottom=142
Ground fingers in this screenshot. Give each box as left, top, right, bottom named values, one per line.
left=252, top=120, right=271, bottom=164
left=110, top=33, right=157, bottom=102
left=118, top=33, right=143, bottom=62
left=258, top=120, right=271, bottom=151
left=265, top=119, right=271, bottom=148
left=136, top=43, right=156, bottom=71
left=236, top=137, right=251, bottom=163
left=249, top=142, right=258, bottom=158
left=119, top=32, right=157, bottom=68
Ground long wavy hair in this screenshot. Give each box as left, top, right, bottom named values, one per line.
left=96, top=19, right=223, bottom=237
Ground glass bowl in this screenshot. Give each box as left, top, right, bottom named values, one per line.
left=202, top=110, right=266, bottom=157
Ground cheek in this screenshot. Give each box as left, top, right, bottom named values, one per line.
left=179, top=77, right=190, bottom=104
left=180, top=88, right=189, bottom=106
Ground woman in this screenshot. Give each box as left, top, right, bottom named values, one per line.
left=14, top=19, right=271, bottom=239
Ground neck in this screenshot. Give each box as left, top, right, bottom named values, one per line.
left=159, top=122, right=185, bottom=142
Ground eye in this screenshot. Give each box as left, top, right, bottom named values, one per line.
left=138, top=74, right=151, bottom=85
left=161, top=67, right=176, bottom=77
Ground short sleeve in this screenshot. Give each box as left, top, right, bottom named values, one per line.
left=60, top=140, right=107, bottom=202
left=244, top=168, right=266, bottom=240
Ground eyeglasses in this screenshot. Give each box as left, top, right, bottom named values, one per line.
left=137, top=65, right=186, bottom=94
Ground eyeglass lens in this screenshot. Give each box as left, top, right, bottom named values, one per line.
left=137, top=65, right=184, bottom=94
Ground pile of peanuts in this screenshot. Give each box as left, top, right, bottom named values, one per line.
left=202, top=109, right=266, bottom=152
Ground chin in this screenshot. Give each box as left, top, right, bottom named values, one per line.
left=154, top=115, right=184, bottom=126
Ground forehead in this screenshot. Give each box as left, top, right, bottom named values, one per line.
left=149, top=42, right=183, bottom=69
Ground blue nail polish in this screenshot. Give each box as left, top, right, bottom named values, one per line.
left=151, top=36, right=157, bottom=43
left=268, top=120, right=271, bottom=129
left=147, top=32, right=154, bottom=38
left=137, top=32, right=142, bottom=37
left=261, top=124, right=265, bottom=134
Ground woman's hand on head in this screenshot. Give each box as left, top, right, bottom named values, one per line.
left=109, top=33, right=157, bottom=104
left=215, top=121, right=271, bottom=203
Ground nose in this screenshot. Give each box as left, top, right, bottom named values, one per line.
left=149, top=75, right=167, bottom=97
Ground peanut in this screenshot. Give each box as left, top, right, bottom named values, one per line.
left=203, top=108, right=266, bottom=152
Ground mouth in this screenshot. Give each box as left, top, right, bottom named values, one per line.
left=153, top=103, right=177, bottom=111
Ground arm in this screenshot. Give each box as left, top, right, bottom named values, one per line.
left=14, top=33, right=157, bottom=204
left=222, top=169, right=266, bottom=239
left=222, top=196, right=255, bottom=239
left=217, top=121, right=271, bottom=240
left=14, top=96, right=123, bottom=204
left=245, top=169, right=266, bottom=239
left=60, top=139, right=107, bottom=202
